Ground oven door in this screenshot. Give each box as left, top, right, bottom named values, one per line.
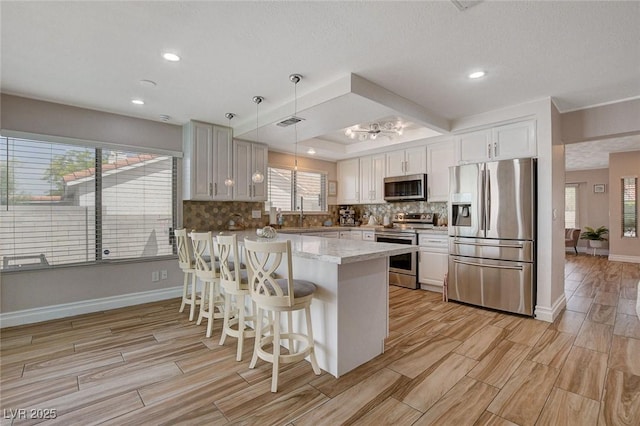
left=375, top=232, right=417, bottom=288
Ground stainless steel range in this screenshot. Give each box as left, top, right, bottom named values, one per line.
left=375, top=212, right=437, bottom=289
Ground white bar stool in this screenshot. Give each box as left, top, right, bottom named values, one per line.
left=244, top=238, right=321, bottom=392
left=216, top=234, right=256, bottom=361
left=175, top=228, right=198, bottom=321
left=191, top=231, right=225, bottom=338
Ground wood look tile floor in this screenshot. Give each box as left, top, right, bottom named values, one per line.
left=1, top=255, right=639, bottom=425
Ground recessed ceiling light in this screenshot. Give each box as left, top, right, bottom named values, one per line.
left=307, top=147, right=316, bottom=155
left=162, top=52, right=180, bottom=62
left=131, top=99, right=145, bottom=105
left=140, top=79, right=157, bottom=87
left=468, top=71, right=486, bottom=79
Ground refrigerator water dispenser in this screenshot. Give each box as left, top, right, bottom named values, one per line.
left=451, top=203, right=472, bottom=227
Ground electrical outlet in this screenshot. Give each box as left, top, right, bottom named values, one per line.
left=151, top=271, right=159, bottom=282
left=252, top=210, right=262, bottom=219
left=160, top=270, right=168, bottom=280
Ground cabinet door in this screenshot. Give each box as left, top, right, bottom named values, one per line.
left=459, top=129, right=491, bottom=164
left=359, top=156, right=373, bottom=203
left=370, top=154, right=386, bottom=203
left=233, top=140, right=252, bottom=201
left=250, top=143, right=268, bottom=201
left=212, top=126, right=233, bottom=200
left=337, top=158, right=360, bottom=204
left=492, top=120, right=536, bottom=160
left=184, top=121, right=213, bottom=200
left=350, top=230, right=363, bottom=240
left=385, top=151, right=405, bottom=177
left=418, top=249, right=448, bottom=288
left=405, top=146, right=427, bottom=175
left=427, top=140, right=457, bottom=202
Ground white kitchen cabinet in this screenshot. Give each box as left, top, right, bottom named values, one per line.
left=306, top=231, right=339, bottom=238
left=360, top=154, right=386, bottom=204
left=362, top=230, right=375, bottom=241
left=339, top=231, right=352, bottom=239
left=459, top=120, right=536, bottom=164
left=491, top=120, right=536, bottom=160
left=233, top=140, right=268, bottom=201
left=350, top=230, right=363, bottom=241
left=337, top=158, right=360, bottom=204
left=182, top=120, right=233, bottom=200
left=426, top=140, right=458, bottom=202
left=386, top=146, right=427, bottom=177
left=418, top=233, right=449, bottom=292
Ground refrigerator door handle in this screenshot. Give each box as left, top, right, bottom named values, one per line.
left=480, top=169, right=486, bottom=231
left=452, top=240, right=524, bottom=249
left=486, top=172, right=491, bottom=231
left=453, top=258, right=523, bottom=271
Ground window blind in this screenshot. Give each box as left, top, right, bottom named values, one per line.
left=0, top=136, right=176, bottom=271
left=564, top=184, right=579, bottom=229
left=622, top=177, right=637, bottom=238
left=266, top=166, right=327, bottom=212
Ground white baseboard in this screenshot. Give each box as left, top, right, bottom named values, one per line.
left=535, top=293, right=567, bottom=323
left=608, top=254, right=640, bottom=264
left=0, top=286, right=183, bottom=328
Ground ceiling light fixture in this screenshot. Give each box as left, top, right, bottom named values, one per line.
left=162, top=52, right=180, bottom=62
left=290, top=73, right=302, bottom=170
left=224, top=112, right=235, bottom=187
left=468, top=71, right=486, bottom=79
left=345, top=121, right=403, bottom=141
left=131, top=99, right=145, bottom=105
left=251, top=96, right=265, bottom=184
left=307, top=147, right=316, bottom=155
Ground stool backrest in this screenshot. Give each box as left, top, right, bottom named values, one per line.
left=243, top=238, right=294, bottom=308
left=190, top=231, right=216, bottom=281
left=175, top=228, right=193, bottom=271
left=215, top=234, right=240, bottom=288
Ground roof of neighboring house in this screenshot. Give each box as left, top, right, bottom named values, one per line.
left=62, top=154, right=159, bottom=184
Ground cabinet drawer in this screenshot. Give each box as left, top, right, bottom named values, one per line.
left=363, top=231, right=375, bottom=241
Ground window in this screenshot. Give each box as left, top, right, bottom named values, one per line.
left=622, top=177, right=637, bottom=238
left=565, top=184, right=579, bottom=229
left=266, top=166, right=327, bottom=212
left=0, top=136, right=176, bottom=271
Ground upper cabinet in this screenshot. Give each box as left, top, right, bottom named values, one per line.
left=360, top=154, right=386, bottom=204
left=426, top=140, right=458, bottom=202
left=233, top=140, right=268, bottom=201
left=459, top=120, right=536, bottom=164
left=183, top=120, right=233, bottom=201
left=386, top=146, right=427, bottom=177
left=337, top=158, right=360, bottom=204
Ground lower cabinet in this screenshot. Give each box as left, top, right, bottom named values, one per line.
left=418, top=248, right=448, bottom=292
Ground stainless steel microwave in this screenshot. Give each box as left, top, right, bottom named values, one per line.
left=383, top=174, right=428, bottom=201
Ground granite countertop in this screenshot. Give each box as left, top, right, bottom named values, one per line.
left=218, top=229, right=417, bottom=265
left=417, top=227, right=449, bottom=235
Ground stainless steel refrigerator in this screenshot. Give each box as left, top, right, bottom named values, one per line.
left=448, top=158, right=536, bottom=316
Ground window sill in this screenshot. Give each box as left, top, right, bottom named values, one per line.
left=0, top=255, right=178, bottom=274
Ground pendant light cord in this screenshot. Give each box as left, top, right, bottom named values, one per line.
left=294, top=77, right=298, bottom=170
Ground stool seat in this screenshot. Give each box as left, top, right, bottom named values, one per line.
left=273, top=279, right=316, bottom=298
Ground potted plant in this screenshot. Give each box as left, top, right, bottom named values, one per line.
left=580, top=226, right=609, bottom=248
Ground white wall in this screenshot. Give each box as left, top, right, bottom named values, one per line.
left=1, top=95, right=183, bottom=319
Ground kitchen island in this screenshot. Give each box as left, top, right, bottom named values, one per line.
left=221, top=230, right=418, bottom=378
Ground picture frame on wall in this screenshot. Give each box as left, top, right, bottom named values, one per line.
left=328, top=180, right=337, bottom=196
left=594, top=184, right=606, bottom=193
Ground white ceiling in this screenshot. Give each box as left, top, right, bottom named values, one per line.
left=1, top=1, right=639, bottom=161
left=565, top=135, right=640, bottom=171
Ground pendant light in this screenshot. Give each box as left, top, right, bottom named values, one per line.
left=290, top=73, right=302, bottom=170
left=251, top=96, right=265, bottom=184
left=224, top=112, right=235, bottom=187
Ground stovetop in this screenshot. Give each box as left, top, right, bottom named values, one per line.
left=382, top=212, right=437, bottom=234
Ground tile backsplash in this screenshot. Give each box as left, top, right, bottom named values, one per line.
left=354, top=201, right=448, bottom=226
left=183, top=200, right=447, bottom=231
left=183, top=201, right=339, bottom=231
